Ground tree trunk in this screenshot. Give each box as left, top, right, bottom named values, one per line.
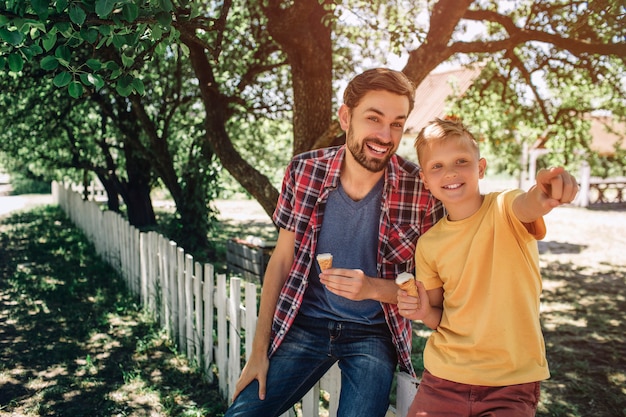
left=121, top=137, right=156, bottom=228
left=263, top=0, right=334, bottom=156
left=96, top=173, right=120, bottom=212
left=184, top=39, right=280, bottom=218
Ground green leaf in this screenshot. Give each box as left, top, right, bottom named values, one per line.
left=111, top=34, right=125, bottom=48
left=91, top=73, right=105, bottom=90
left=56, top=0, right=69, bottom=12
left=95, top=0, right=116, bottom=18
left=0, top=28, right=25, bottom=45
left=40, top=55, right=59, bottom=70
left=53, top=71, right=72, bottom=87
left=122, top=2, right=139, bottom=22
left=156, top=12, right=172, bottom=27
left=131, top=78, right=145, bottom=95
left=31, top=0, right=50, bottom=20
left=121, top=53, right=134, bottom=68
left=151, top=24, right=163, bottom=40
left=79, top=72, right=92, bottom=86
left=54, top=22, right=71, bottom=36
left=7, top=53, right=24, bottom=72
left=0, top=15, right=10, bottom=27
left=116, top=75, right=134, bottom=96
left=68, top=81, right=84, bottom=98
left=42, top=32, right=57, bottom=52
left=69, top=4, right=87, bottom=26
left=25, top=43, right=43, bottom=59
left=99, top=25, right=112, bottom=36
left=80, top=27, right=99, bottom=44
left=55, top=45, right=71, bottom=63
left=86, top=59, right=102, bottom=71
left=104, top=60, right=120, bottom=71
left=159, top=0, right=173, bottom=12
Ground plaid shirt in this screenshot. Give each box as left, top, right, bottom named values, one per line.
left=271, top=145, right=444, bottom=375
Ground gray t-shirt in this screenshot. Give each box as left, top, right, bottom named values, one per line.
left=299, top=178, right=385, bottom=324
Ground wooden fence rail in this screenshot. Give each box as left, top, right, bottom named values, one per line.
left=52, top=181, right=417, bottom=417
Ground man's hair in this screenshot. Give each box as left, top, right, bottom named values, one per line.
left=343, top=68, right=415, bottom=114
left=414, top=117, right=480, bottom=165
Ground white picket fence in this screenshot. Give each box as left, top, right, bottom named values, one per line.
left=51, top=181, right=418, bottom=417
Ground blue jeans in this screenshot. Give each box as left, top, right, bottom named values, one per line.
left=224, top=314, right=397, bottom=417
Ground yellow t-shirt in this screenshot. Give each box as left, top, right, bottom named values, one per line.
left=416, top=190, right=550, bottom=386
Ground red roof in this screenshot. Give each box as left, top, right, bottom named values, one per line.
left=405, top=65, right=483, bottom=134
left=588, top=116, right=626, bottom=156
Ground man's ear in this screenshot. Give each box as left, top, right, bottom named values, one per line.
left=338, top=104, right=351, bottom=130
left=478, top=157, right=487, bottom=179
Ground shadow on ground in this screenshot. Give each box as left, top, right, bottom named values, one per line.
left=0, top=206, right=227, bottom=417
left=537, top=261, right=626, bottom=416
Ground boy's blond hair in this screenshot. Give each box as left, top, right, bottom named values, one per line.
left=414, top=117, right=480, bottom=166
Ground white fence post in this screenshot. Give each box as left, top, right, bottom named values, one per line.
left=193, top=260, right=203, bottom=365
left=577, top=161, right=591, bottom=207
left=177, top=248, right=186, bottom=352
left=395, top=372, right=420, bottom=417
left=203, top=263, right=215, bottom=382
left=216, top=273, right=228, bottom=397
left=227, top=277, right=242, bottom=402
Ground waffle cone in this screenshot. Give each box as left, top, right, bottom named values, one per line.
left=396, top=272, right=420, bottom=299
left=398, top=280, right=419, bottom=298
left=316, top=253, right=333, bottom=270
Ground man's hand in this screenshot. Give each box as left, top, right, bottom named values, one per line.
left=319, top=268, right=400, bottom=303
left=231, top=351, right=269, bottom=402
left=320, top=268, right=371, bottom=301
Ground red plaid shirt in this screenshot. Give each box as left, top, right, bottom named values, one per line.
left=271, top=145, right=444, bottom=375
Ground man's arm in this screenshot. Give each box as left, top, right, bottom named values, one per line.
left=231, top=228, right=295, bottom=401
left=320, top=269, right=401, bottom=304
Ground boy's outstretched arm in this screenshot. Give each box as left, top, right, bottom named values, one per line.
left=514, top=167, right=579, bottom=224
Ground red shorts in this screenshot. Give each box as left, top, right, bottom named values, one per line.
left=407, top=369, right=541, bottom=417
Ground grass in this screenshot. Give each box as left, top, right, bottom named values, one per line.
left=0, top=206, right=227, bottom=417
left=1, top=204, right=625, bottom=416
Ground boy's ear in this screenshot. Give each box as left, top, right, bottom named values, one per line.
left=338, top=104, right=351, bottom=130
left=419, top=170, right=429, bottom=190
left=478, top=157, right=487, bottom=179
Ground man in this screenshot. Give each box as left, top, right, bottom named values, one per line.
left=225, top=68, right=444, bottom=417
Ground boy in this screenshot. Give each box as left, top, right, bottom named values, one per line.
left=397, top=117, right=578, bottom=416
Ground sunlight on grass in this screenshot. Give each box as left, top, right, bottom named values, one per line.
left=109, top=373, right=161, bottom=409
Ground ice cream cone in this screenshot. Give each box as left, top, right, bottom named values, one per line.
left=316, top=253, right=333, bottom=271
left=396, top=272, right=420, bottom=300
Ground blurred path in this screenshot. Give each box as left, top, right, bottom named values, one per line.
left=0, top=193, right=53, bottom=217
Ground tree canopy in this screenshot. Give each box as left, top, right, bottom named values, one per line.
left=1, top=0, right=624, bottom=252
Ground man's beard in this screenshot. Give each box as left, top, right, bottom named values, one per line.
left=346, top=130, right=393, bottom=173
